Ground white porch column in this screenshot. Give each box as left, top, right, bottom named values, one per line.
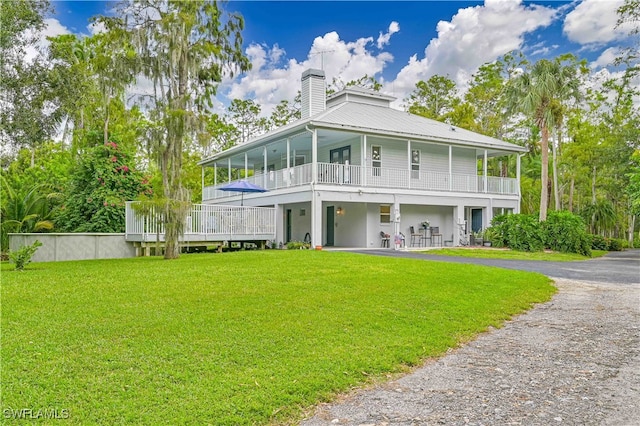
left=201, top=166, right=204, bottom=198
left=274, top=203, right=284, bottom=246
left=484, top=204, right=493, bottom=231
left=310, top=125, right=321, bottom=248
left=227, top=158, right=231, bottom=182
left=286, top=138, right=291, bottom=186
left=483, top=149, right=488, bottom=193
left=453, top=204, right=466, bottom=246
left=311, top=190, right=322, bottom=248
left=393, top=199, right=402, bottom=250
left=407, top=140, right=412, bottom=189
left=362, top=135, right=367, bottom=187
left=516, top=153, right=522, bottom=214
left=214, top=163, right=217, bottom=187
left=311, top=128, right=318, bottom=183
left=448, top=145, right=452, bottom=191
left=244, top=152, right=248, bottom=179
left=263, top=146, right=268, bottom=188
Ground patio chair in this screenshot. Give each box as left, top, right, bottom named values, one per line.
left=380, top=231, right=391, bottom=248
left=409, top=226, right=422, bottom=247
left=430, top=227, right=443, bottom=246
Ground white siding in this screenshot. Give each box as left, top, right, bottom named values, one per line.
left=421, top=143, right=449, bottom=173
left=367, top=136, right=407, bottom=169
left=452, top=147, right=477, bottom=175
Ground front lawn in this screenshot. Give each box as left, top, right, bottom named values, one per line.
left=427, top=248, right=608, bottom=261
left=2, top=251, right=554, bottom=424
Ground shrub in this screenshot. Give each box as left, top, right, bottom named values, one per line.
left=9, top=240, right=43, bottom=271
left=542, top=211, right=591, bottom=257
left=607, top=238, right=624, bottom=251
left=591, top=234, right=608, bottom=250
left=491, top=214, right=544, bottom=252
left=286, top=241, right=310, bottom=250
left=482, top=227, right=500, bottom=247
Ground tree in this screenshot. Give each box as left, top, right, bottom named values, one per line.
left=616, top=0, right=640, bottom=76
left=406, top=75, right=459, bottom=122
left=0, top=0, right=63, bottom=165
left=505, top=57, right=581, bottom=221
left=205, top=113, right=240, bottom=155
left=100, top=0, right=250, bottom=259
left=268, top=96, right=301, bottom=130
left=228, top=99, right=267, bottom=144
left=56, top=136, right=151, bottom=233
left=0, top=177, right=59, bottom=252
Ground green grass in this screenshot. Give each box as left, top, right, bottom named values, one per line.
left=426, top=248, right=608, bottom=261
left=2, top=251, right=554, bottom=424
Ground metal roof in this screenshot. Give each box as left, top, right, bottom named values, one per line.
left=199, top=92, right=525, bottom=165
left=311, top=102, right=525, bottom=152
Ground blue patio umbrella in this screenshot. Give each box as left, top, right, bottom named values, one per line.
left=218, top=180, right=267, bottom=205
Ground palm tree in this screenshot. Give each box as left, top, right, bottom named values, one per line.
left=0, top=177, right=59, bottom=251
left=506, top=56, right=581, bottom=221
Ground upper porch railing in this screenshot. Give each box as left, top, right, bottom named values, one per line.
left=125, top=202, right=276, bottom=242
left=203, top=162, right=518, bottom=201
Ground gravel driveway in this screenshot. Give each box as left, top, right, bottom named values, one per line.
left=302, top=251, right=640, bottom=425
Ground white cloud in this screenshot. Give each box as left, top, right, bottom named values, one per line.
left=24, top=18, right=70, bottom=63
left=377, top=21, right=400, bottom=48
left=224, top=29, right=396, bottom=115
left=591, top=47, right=622, bottom=68
left=87, top=20, right=107, bottom=35
left=563, top=0, right=631, bottom=45
left=389, top=0, right=558, bottom=104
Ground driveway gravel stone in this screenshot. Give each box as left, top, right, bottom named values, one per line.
left=302, top=251, right=640, bottom=426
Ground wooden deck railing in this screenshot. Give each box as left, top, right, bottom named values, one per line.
left=125, top=202, right=276, bottom=242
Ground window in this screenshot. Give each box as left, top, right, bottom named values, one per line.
left=294, top=155, right=305, bottom=166
left=372, top=145, right=381, bottom=176
left=411, top=149, right=420, bottom=179
left=380, top=205, right=391, bottom=223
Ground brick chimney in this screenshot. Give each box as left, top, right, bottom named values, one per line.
left=301, top=69, right=326, bottom=119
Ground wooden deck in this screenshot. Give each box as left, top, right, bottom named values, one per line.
left=125, top=202, right=276, bottom=255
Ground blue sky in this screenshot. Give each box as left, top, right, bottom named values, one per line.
left=44, top=0, right=635, bottom=113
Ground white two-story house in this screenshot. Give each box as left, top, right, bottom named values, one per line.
left=199, top=69, right=525, bottom=249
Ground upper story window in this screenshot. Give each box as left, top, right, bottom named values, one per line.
left=411, top=149, right=420, bottom=179
left=372, top=145, right=381, bottom=176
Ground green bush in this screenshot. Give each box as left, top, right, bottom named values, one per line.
left=542, top=211, right=591, bottom=257
left=8, top=240, right=43, bottom=271
left=482, top=226, right=501, bottom=247
left=286, top=241, right=310, bottom=250
left=591, top=234, right=608, bottom=250
left=607, top=238, right=624, bottom=251
left=491, top=214, right=544, bottom=252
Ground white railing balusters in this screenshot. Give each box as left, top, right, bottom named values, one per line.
left=125, top=203, right=276, bottom=242
left=202, top=162, right=519, bottom=201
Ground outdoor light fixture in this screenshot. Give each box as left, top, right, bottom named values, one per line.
left=336, top=207, right=344, bottom=216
